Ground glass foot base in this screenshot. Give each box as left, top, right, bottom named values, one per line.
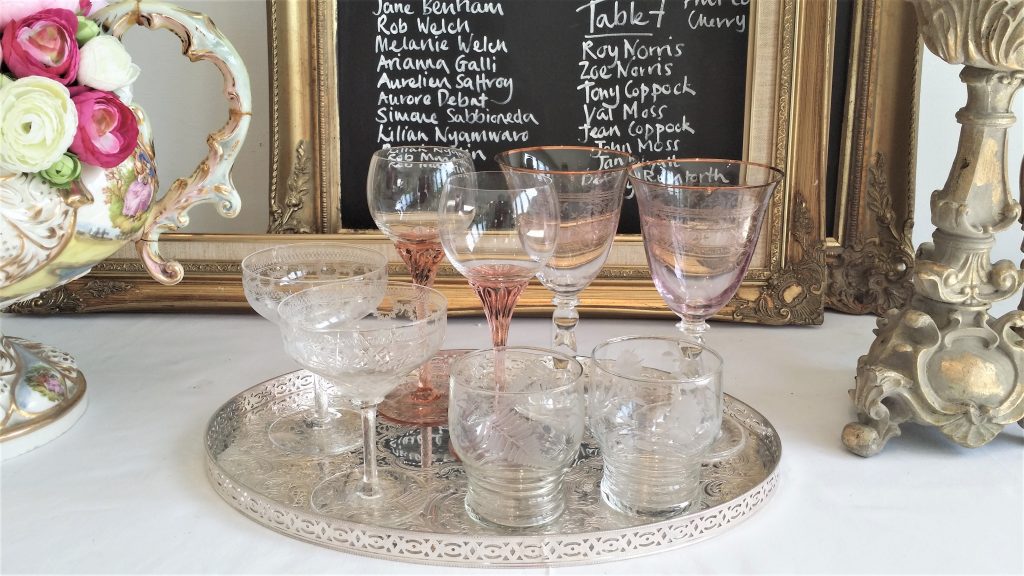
left=378, top=382, right=449, bottom=427
left=311, top=468, right=428, bottom=523
left=600, top=483, right=696, bottom=520
left=379, top=351, right=467, bottom=427
left=706, top=414, right=747, bottom=461
left=268, top=408, right=361, bottom=456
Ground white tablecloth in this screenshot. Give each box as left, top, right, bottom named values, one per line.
left=2, top=312, right=1021, bottom=574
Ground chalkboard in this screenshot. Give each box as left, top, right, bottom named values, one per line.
left=337, top=0, right=750, bottom=233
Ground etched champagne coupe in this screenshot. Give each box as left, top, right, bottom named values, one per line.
left=495, top=146, right=634, bottom=355
left=439, top=171, right=559, bottom=348
left=241, top=243, right=387, bottom=456
left=277, top=281, right=447, bottom=523
left=630, top=158, right=783, bottom=459
left=368, top=146, right=474, bottom=426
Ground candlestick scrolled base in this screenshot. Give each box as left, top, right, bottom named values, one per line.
left=844, top=306, right=1024, bottom=456
left=842, top=361, right=910, bottom=458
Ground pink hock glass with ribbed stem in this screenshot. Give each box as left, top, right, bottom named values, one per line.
left=630, top=158, right=783, bottom=460
left=439, top=171, right=559, bottom=349
left=368, top=146, right=474, bottom=426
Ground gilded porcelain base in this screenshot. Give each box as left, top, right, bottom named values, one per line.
left=1, top=335, right=88, bottom=460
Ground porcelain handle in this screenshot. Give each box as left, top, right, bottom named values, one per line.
left=92, top=1, right=251, bottom=285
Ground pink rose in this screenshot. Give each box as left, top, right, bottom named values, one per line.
left=68, top=87, right=139, bottom=168
left=123, top=178, right=153, bottom=217
left=0, top=1, right=80, bottom=29
left=1, top=8, right=79, bottom=85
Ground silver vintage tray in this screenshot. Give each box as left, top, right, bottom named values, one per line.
left=205, top=351, right=782, bottom=567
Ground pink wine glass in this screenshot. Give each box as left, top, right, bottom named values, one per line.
left=368, top=146, right=474, bottom=426
left=631, top=158, right=783, bottom=459
left=495, top=146, right=634, bottom=356
left=439, top=171, right=559, bottom=349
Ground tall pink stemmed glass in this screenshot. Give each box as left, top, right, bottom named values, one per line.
left=495, top=146, right=634, bottom=356
left=630, top=158, right=783, bottom=459
left=439, top=171, right=559, bottom=349
left=368, top=146, right=474, bottom=426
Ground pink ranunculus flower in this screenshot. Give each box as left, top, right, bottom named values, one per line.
left=68, top=87, right=139, bottom=169
left=1, top=8, right=79, bottom=85
left=123, top=178, right=154, bottom=217
left=0, top=0, right=80, bottom=29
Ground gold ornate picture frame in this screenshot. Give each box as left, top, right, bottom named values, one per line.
left=825, top=0, right=918, bottom=316
left=12, top=0, right=918, bottom=322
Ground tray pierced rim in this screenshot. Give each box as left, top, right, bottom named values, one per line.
left=204, top=366, right=782, bottom=567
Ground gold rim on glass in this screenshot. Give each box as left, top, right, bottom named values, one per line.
left=495, top=145, right=637, bottom=176
left=445, top=171, right=553, bottom=192
left=627, top=157, right=785, bottom=191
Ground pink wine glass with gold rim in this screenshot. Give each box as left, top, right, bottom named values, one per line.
left=369, top=146, right=474, bottom=426
left=631, top=158, right=783, bottom=460
left=495, top=145, right=634, bottom=356
left=439, top=171, right=559, bottom=349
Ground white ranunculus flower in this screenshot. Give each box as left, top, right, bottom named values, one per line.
left=114, top=84, right=134, bottom=106
left=0, top=77, right=78, bottom=174
left=77, top=36, right=141, bottom=92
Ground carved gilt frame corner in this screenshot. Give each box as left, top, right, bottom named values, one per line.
left=825, top=0, right=919, bottom=315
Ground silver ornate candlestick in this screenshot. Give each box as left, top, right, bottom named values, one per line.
left=843, top=0, right=1024, bottom=457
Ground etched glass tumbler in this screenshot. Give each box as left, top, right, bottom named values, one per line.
left=495, top=146, right=633, bottom=355
left=449, top=347, right=585, bottom=528
left=241, top=242, right=387, bottom=456
left=277, top=281, right=447, bottom=523
left=439, top=171, right=559, bottom=348
left=369, top=146, right=473, bottom=426
left=630, top=158, right=781, bottom=459
left=589, top=336, right=723, bottom=518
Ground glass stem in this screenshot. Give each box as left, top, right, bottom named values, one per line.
left=552, top=294, right=580, bottom=355
left=307, top=376, right=330, bottom=427
left=397, top=243, right=445, bottom=287
left=359, top=405, right=381, bottom=498
left=470, top=279, right=528, bottom=348
left=677, top=318, right=709, bottom=345
left=398, top=244, right=445, bottom=397
left=421, top=426, right=432, bottom=469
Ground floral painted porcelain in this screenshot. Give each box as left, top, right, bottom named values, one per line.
left=0, top=1, right=250, bottom=458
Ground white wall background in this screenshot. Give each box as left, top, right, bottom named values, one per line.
left=130, top=2, right=1023, bottom=313
left=123, top=0, right=270, bottom=233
